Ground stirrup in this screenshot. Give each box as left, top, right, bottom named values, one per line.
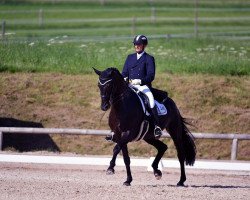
left=154, top=126, right=162, bottom=139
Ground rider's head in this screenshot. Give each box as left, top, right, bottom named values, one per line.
left=133, top=35, right=148, bottom=54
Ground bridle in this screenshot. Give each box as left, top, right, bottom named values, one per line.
left=99, top=78, right=113, bottom=104
left=99, top=76, right=128, bottom=106
left=98, top=79, right=112, bottom=86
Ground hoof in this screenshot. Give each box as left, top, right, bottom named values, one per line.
left=106, top=168, right=115, bottom=175
left=177, top=182, right=185, bottom=187
left=154, top=169, right=162, bottom=180
left=123, top=181, right=131, bottom=186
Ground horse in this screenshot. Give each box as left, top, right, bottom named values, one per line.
left=94, top=67, right=196, bottom=187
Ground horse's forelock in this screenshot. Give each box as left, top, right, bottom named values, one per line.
left=100, top=67, right=122, bottom=80
left=100, top=68, right=112, bottom=80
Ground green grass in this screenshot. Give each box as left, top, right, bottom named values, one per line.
left=0, top=38, right=249, bottom=75
left=0, top=0, right=249, bottom=40
left=0, top=0, right=249, bottom=75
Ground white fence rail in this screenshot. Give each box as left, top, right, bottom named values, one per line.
left=0, top=127, right=249, bottom=160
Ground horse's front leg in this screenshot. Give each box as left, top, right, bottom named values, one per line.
left=107, top=131, right=132, bottom=186
left=107, top=144, right=120, bottom=175
left=121, top=144, right=132, bottom=186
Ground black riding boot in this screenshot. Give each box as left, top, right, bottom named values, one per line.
left=105, top=132, right=114, bottom=142
left=150, top=106, right=162, bottom=139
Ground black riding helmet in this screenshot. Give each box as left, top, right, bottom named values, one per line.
left=133, top=35, right=148, bottom=45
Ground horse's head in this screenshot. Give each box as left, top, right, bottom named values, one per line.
left=94, top=67, right=117, bottom=111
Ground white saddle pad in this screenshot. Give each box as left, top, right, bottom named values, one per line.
left=155, top=101, right=167, bottom=116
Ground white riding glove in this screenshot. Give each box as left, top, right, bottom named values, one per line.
left=130, top=79, right=141, bottom=85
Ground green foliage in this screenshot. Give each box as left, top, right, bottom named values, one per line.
left=0, top=38, right=249, bottom=75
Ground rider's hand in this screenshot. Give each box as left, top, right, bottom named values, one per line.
left=130, top=79, right=141, bottom=85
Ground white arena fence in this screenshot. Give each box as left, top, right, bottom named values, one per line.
left=0, top=127, right=249, bottom=161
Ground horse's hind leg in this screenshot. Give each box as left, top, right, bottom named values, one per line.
left=144, top=138, right=168, bottom=180
left=176, top=143, right=186, bottom=186
left=169, top=126, right=186, bottom=186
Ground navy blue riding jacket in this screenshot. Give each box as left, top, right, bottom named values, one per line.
left=121, top=52, right=155, bottom=87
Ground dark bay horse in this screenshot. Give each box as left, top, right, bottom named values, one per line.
left=94, top=67, right=196, bottom=186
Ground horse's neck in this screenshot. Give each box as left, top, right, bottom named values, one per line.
left=113, top=76, right=127, bottom=95
left=110, top=79, right=128, bottom=103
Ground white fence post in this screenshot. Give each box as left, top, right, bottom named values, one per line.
left=149, top=0, right=154, bottom=5
left=1, top=20, right=5, bottom=39
left=231, top=138, right=238, bottom=160
left=0, top=132, right=3, bottom=150
left=194, top=0, right=199, bottom=37
left=39, top=9, right=44, bottom=27
left=151, top=7, right=156, bottom=23
left=131, top=17, right=136, bottom=36
left=100, top=0, right=105, bottom=6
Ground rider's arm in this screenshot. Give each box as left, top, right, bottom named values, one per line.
left=141, top=55, right=155, bottom=85
left=121, top=55, right=129, bottom=79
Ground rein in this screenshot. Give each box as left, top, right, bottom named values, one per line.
left=110, top=87, right=129, bottom=106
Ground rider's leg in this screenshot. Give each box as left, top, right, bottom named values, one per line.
left=139, top=86, right=162, bottom=139
left=150, top=105, right=162, bottom=138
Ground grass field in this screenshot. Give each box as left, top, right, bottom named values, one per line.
left=1, top=38, right=249, bottom=75
left=1, top=0, right=250, bottom=39
left=1, top=0, right=249, bottom=75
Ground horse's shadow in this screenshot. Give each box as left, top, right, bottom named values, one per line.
left=0, top=117, right=60, bottom=152
left=166, top=184, right=250, bottom=189
left=189, top=185, right=250, bottom=189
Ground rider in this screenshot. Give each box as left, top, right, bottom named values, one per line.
left=122, top=34, right=162, bottom=139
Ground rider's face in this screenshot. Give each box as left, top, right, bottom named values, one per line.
left=134, top=44, right=146, bottom=53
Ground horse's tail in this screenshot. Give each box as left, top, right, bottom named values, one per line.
left=180, top=117, right=196, bottom=166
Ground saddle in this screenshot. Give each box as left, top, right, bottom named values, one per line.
left=132, top=86, right=168, bottom=116
left=130, top=87, right=168, bottom=141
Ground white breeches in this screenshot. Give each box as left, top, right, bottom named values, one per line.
left=131, top=85, right=155, bottom=108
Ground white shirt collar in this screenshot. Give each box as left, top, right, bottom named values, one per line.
left=137, top=51, right=145, bottom=60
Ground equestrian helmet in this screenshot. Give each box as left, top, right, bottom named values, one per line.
left=133, top=35, right=148, bottom=45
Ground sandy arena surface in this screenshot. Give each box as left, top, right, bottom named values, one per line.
left=0, top=162, right=249, bottom=200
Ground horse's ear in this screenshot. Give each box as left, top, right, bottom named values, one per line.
left=93, top=67, right=102, bottom=76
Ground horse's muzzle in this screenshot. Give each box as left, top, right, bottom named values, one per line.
left=101, top=102, right=110, bottom=111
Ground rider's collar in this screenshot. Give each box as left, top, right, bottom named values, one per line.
left=137, top=51, right=145, bottom=60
